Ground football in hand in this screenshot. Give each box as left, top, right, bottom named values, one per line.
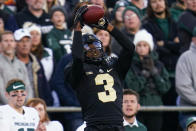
left=82, top=5, right=105, bottom=25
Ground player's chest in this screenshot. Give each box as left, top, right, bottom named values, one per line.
left=9, top=115, right=37, bottom=131
left=82, top=65, right=121, bottom=88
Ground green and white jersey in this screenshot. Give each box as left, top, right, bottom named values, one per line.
left=0, top=105, right=39, bottom=131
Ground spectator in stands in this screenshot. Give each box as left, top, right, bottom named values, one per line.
left=111, top=6, right=141, bottom=56
left=46, top=6, right=72, bottom=64
left=7, top=0, right=53, bottom=44
left=186, top=116, right=196, bottom=131
left=125, top=29, right=170, bottom=131
left=176, top=35, right=196, bottom=130
left=123, top=89, right=147, bottom=131
left=26, top=23, right=54, bottom=82
left=14, top=28, right=53, bottom=106
left=26, top=23, right=60, bottom=107
left=93, top=28, right=116, bottom=57
left=0, top=31, right=31, bottom=105
left=178, top=0, right=196, bottom=53
left=26, top=98, right=64, bottom=131
left=170, top=0, right=186, bottom=22
left=142, top=0, right=180, bottom=73
left=142, top=0, right=181, bottom=129
left=16, top=0, right=53, bottom=31
left=111, top=0, right=128, bottom=29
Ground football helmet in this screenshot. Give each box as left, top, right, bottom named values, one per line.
left=82, top=34, right=105, bottom=63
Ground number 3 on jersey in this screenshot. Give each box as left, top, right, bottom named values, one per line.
left=95, top=73, right=117, bottom=102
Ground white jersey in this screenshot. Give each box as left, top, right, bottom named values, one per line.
left=0, top=105, right=40, bottom=131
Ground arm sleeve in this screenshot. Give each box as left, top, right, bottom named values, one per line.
left=67, top=31, right=84, bottom=89
left=175, top=54, right=196, bottom=104
left=110, top=27, right=135, bottom=79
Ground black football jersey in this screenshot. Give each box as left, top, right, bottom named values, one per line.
left=69, top=27, right=135, bottom=128
left=75, top=62, right=123, bottom=126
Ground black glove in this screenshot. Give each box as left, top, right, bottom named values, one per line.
left=73, top=5, right=88, bottom=28
left=90, top=17, right=109, bottom=30
left=141, top=55, right=158, bottom=76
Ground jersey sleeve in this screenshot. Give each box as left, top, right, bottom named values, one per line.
left=68, top=31, right=84, bottom=89
left=0, top=110, right=9, bottom=131
left=110, top=27, right=135, bottom=79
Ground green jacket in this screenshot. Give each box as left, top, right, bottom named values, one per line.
left=46, top=27, right=72, bottom=64
left=125, top=52, right=171, bottom=106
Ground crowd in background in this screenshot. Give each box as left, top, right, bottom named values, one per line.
left=0, top=0, right=196, bottom=130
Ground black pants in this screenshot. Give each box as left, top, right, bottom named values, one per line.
left=84, top=125, right=124, bottom=131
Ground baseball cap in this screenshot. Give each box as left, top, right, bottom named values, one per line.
left=186, top=116, right=196, bottom=128
left=27, top=24, right=41, bottom=34
left=14, top=28, right=31, bottom=41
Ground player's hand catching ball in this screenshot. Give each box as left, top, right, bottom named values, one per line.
left=90, top=17, right=109, bottom=30
left=73, top=5, right=88, bottom=28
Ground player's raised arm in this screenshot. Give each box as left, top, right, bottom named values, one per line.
left=90, top=17, right=135, bottom=53
left=72, top=5, right=88, bottom=60
left=65, top=5, right=88, bottom=89
left=89, top=17, right=135, bottom=79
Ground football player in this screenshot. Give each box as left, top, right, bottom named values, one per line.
left=0, top=79, right=40, bottom=131
left=65, top=5, right=135, bottom=131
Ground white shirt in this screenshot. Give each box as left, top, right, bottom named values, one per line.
left=123, top=117, right=139, bottom=127
left=45, top=121, right=64, bottom=131
left=0, top=105, right=40, bottom=131
left=41, top=48, right=54, bottom=81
